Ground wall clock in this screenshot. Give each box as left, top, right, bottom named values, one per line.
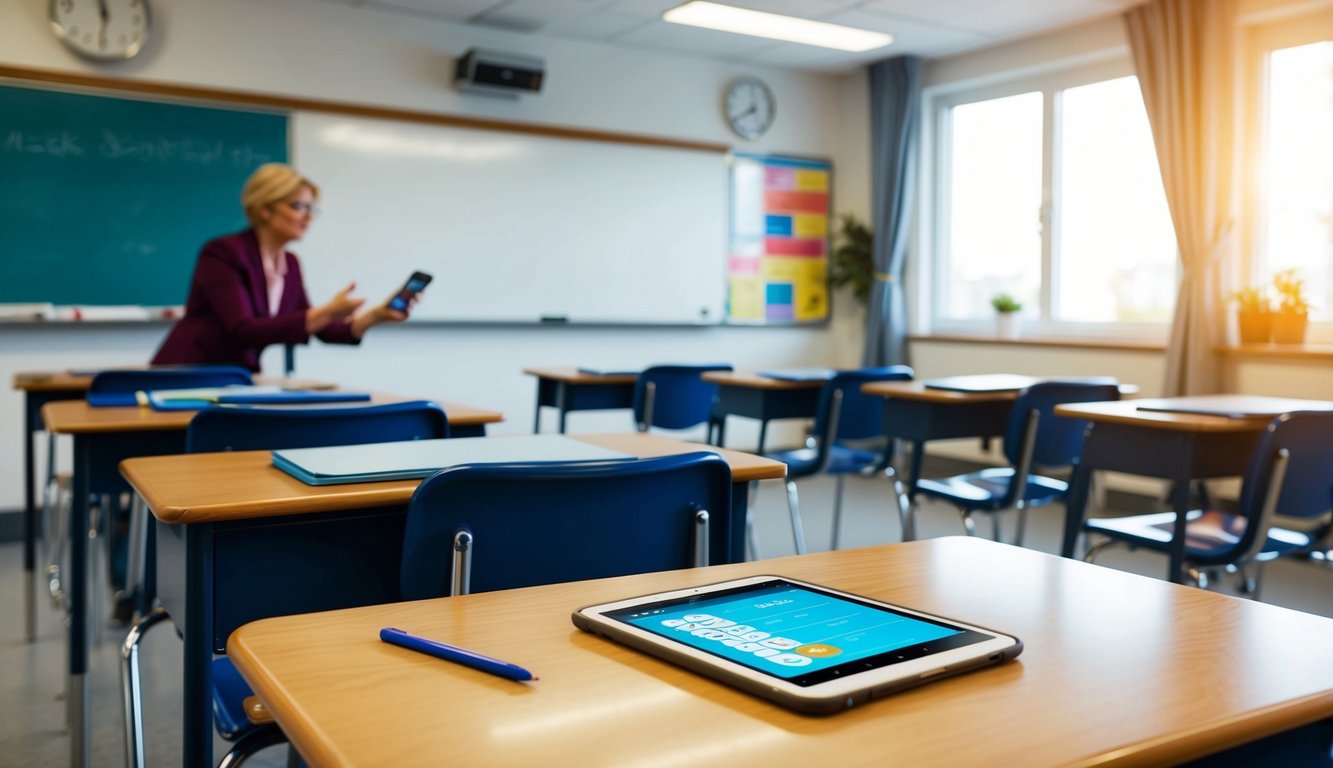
left=725, top=77, right=775, bottom=140
left=50, top=0, right=151, bottom=61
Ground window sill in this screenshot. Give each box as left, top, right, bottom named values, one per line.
left=1219, top=343, right=1333, bottom=361
left=909, top=333, right=1164, bottom=353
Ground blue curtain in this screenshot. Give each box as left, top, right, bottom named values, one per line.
left=863, top=56, right=922, bottom=367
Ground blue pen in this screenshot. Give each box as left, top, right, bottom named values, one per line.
left=379, top=628, right=538, bottom=682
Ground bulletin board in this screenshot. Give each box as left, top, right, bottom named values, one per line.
left=726, top=154, right=831, bottom=324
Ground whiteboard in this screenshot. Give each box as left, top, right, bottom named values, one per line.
left=293, top=112, right=728, bottom=324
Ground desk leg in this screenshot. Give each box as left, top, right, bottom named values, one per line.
left=756, top=420, right=769, bottom=454
left=183, top=524, right=214, bottom=767
left=557, top=383, right=569, bottom=434
left=23, top=404, right=37, bottom=642
left=69, top=436, right=91, bottom=768
left=532, top=382, right=542, bottom=434
left=1167, top=477, right=1190, bottom=584
left=713, top=415, right=727, bottom=448
left=1062, top=463, right=1093, bottom=559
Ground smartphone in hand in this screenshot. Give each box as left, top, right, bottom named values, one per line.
left=387, top=271, right=432, bottom=312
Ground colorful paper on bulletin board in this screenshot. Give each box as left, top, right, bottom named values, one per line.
left=727, top=154, right=831, bottom=324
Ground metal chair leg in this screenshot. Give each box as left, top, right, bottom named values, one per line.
left=830, top=476, right=845, bottom=551
left=744, top=480, right=761, bottom=560
left=1013, top=501, right=1029, bottom=547
left=121, top=607, right=170, bottom=768
left=216, top=724, right=289, bottom=768
left=959, top=509, right=976, bottom=537
left=784, top=480, right=806, bottom=555
left=990, top=512, right=1003, bottom=542
left=884, top=467, right=915, bottom=542
left=1082, top=538, right=1115, bottom=563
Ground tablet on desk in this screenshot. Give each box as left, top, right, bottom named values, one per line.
left=575, top=367, right=640, bottom=377
left=1134, top=395, right=1333, bottom=419
left=573, top=575, right=1022, bottom=715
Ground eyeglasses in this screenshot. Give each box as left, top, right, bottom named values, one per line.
left=284, top=201, right=319, bottom=217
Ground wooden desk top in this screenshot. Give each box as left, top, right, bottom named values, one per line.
left=124, top=433, right=785, bottom=525
left=521, top=367, right=639, bottom=384
left=1055, top=396, right=1329, bottom=433
left=228, top=537, right=1333, bottom=768
left=701, top=371, right=828, bottom=390
left=42, top=395, right=504, bottom=436
left=13, top=369, right=334, bottom=393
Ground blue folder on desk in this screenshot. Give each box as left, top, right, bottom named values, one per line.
left=576, top=367, right=640, bottom=377
left=272, top=434, right=636, bottom=486
left=147, top=389, right=372, bottom=411
left=758, top=368, right=837, bottom=382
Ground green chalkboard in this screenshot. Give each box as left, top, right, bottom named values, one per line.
left=0, top=84, right=287, bottom=306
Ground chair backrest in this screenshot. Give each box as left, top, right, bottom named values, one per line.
left=399, top=452, right=732, bottom=600
left=186, top=400, right=449, bottom=453
left=811, top=366, right=914, bottom=446
left=1003, top=379, right=1121, bottom=469
left=1234, top=411, right=1333, bottom=561
left=90, top=365, right=253, bottom=393
left=632, top=364, right=733, bottom=430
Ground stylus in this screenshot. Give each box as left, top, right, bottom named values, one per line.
left=379, top=628, right=538, bottom=682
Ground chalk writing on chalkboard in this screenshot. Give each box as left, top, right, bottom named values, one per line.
left=2, top=128, right=275, bottom=167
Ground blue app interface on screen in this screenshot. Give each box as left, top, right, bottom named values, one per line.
left=619, top=584, right=962, bottom=680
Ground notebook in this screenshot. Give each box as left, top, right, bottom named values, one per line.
left=758, top=368, right=837, bottom=382
left=272, top=434, right=636, bottom=486
left=922, top=374, right=1040, bottom=393
left=1135, top=395, right=1333, bottom=419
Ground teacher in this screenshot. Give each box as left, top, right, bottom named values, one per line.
left=152, top=163, right=406, bottom=372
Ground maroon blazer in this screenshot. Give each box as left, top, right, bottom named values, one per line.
left=152, top=230, right=358, bottom=372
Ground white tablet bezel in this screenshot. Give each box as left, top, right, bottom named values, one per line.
left=573, top=574, right=1022, bottom=714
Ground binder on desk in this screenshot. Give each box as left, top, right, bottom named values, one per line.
left=272, top=434, right=636, bottom=486
left=922, top=374, right=1039, bottom=393
left=758, top=368, right=836, bottom=382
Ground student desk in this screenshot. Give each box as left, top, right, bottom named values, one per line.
left=227, top=536, right=1333, bottom=767
left=862, top=380, right=1138, bottom=540
left=121, top=432, right=784, bottom=767
left=702, top=371, right=825, bottom=452
left=523, top=367, right=638, bottom=433
left=41, top=393, right=503, bottom=768
left=1055, top=396, right=1333, bottom=583
left=10, top=370, right=334, bottom=643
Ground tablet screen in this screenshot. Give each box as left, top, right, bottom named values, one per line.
left=607, top=579, right=992, bottom=687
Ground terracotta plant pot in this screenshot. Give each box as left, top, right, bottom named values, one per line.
left=1237, top=309, right=1273, bottom=344
left=1271, top=311, right=1308, bottom=344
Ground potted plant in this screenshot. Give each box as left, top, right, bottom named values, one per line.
left=1231, top=286, right=1272, bottom=344
left=1271, top=269, right=1310, bottom=344
left=829, top=214, right=874, bottom=306
left=991, top=293, right=1022, bottom=339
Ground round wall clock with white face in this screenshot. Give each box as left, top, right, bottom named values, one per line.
left=50, top=0, right=151, bottom=62
left=725, top=77, right=775, bottom=140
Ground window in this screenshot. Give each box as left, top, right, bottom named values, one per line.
left=925, top=63, right=1177, bottom=337
left=1249, top=17, right=1333, bottom=333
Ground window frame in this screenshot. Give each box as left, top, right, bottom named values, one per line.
left=918, top=55, right=1176, bottom=340
left=1240, top=10, right=1333, bottom=342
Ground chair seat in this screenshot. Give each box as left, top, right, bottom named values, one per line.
left=768, top=444, right=881, bottom=479
left=1084, top=509, right=1313, bottom=562
left=916, top=468, right=1068, bottom=511
left=211, top=657, right=260, bottom=741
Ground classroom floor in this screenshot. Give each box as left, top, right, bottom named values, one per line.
left=2, top=473, right=1330, bottom=767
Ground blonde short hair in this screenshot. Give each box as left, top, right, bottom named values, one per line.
left=241, top=163, right=320, bottom=226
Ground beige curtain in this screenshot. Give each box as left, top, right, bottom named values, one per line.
left=1125, top=0, right=1238, bottom=395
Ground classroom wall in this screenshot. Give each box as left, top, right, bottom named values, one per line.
left=0, top=0, right=872, bottom=511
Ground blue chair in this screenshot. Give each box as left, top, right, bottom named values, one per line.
left=1083, top=410, right=1333, bottom=596
left=632, top=364, right=732, bottom=440
left=400, top=452, right=731, bottom=599
left=915, top=380, right=1120, bottom=546
left=765, top=366, right=913, bottom=554
left=121, top=400, right=448, bottom=768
